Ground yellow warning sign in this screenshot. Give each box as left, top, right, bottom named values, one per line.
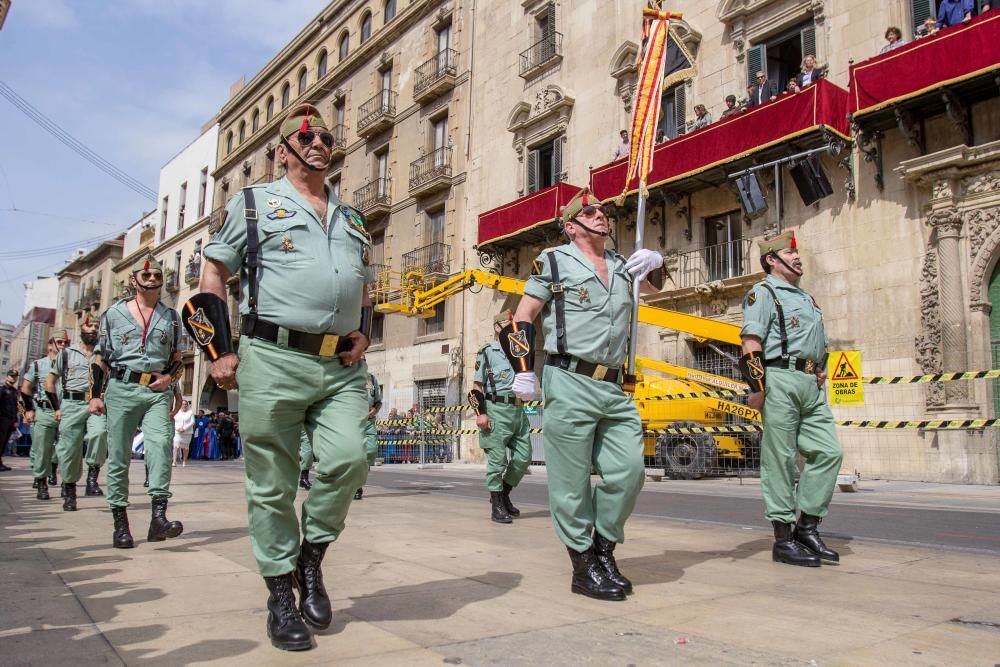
left=829, top=350, right=864, bottom=405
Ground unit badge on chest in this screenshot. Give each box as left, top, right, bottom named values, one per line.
left=267, top=208, right=296, bottom=220
left=578, top=287, right=590, bottom=304
left=119, top=333, right=129, bottom=346
left=789, top=315, right=800, bottom=329
left=267, top=198, right=281, bottom=209
left=280, top=237, right=295, bottom=253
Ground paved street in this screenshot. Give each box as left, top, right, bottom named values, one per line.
left=2, top=461, right=1000, bottom=666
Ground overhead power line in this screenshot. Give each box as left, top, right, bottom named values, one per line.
left=0, top=229, right=122, bottom=260
left=0, top=79, right=157, bottom=201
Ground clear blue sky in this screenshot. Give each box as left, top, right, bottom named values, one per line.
left=0, top=0, right=328, bottom=324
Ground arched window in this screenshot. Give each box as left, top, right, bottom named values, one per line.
left=360, top=12, right=372, bottom=43
left=238, top=120, right=246, bottom=144
left=281, top=82, right=291, bottom=108
left=297, top=67, right=308, bottom=95
left=338, top=32, right=350, bottom=61
left=266, top=96, right=275, bottom=121
left=251, top=109, right=260, bottom=133
left=384, top=0, right=396, bottom=23
left=317, top=49, right=328, bottom=78
left=226, top=131, right=233, bottom=154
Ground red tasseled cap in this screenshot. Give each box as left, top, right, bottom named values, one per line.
left=143, top=260, right=150, bottom=270
left=789, top=234, right=797, bottom=249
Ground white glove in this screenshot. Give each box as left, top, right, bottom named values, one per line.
left=625, top=248, right=664, bottom=281
left=512, top=372, right=538, bottom=400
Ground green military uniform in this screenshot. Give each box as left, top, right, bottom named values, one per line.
left=364, top=373, right=382, bottom=466
left=204, top=174, right=373, bottom=577
left=50, top=345, right=108, bottom=494
left=98, top=298, right=181, bottom=508
left=523, top=241, right=645, bottom=552
left=299, top=429, right=314, bottom=472
left=741, top=273, right=842, bottom=524
left=473, top=340, right=531, bottom=493
left=27, top=356, right=60, bottom=483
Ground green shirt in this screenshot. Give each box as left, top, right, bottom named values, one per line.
left=51, top=346, right=96, bottom=393
left=27, top=356, right=60, bottom=401
left=474, top=341, right=516, bottom=397
left=97, top=299, right=179, bottom=372
left=366, top=372, right=382, bottom=413
left=740, top=274, right=828, bottom=362
left=203, top=176, right=374, bottom=335
left=523, top=243, right=634, bottom=368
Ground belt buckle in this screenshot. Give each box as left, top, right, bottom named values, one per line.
left=84, top=390, right=93, bottom=402
left=139, top=372, right=153, bottom=386
left=592, top=364, right=609, bottom=381
left=514, top=397, right=523, bottom=407
left=318, top=334, right=340, bottom=357
left=803, top=359, right=815, bottom=374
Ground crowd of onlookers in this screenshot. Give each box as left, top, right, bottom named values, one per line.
left=377, top=405, right=455, bottom=463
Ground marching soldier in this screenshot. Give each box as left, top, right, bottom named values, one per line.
left=355, top=369, right=382, bottom=500
left=45, top=317, right=109, bottom=510
left=298, top=430, right=314, bottom=490
left=20, top=339, right=61, bottom=497
left=469, top=311, right=532, bottom=524
left=738, top=230, right=843, bottom=567
left=188, top=103, right=373, bottom=651
left=501, top=187, right=664, bottom=601
left=89, top=253, right=185, bottom=548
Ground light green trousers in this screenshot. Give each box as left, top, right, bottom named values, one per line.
left=84, top=413, right=109, bottom=468
left=541, top=366, right=646, bottom=552
left=30, top=407, right=59, bottom=479
left=105, top=378, right=173, bottom=508
left=478, top=400, right=532, bottom=492
left=364, top=419, right=378, bottom=467
left=760, top=368, right=843, bottom=523
left=237, top=337, right=369, bottom=577
left=55, top=399, right=91, bottom=484
left=299, top=429, right=314, bottom=472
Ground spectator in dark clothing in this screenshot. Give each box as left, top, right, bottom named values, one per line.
left=937, top=0, right=974, bottom=28
left=747, top=71, right=777, bottom=108
left=217, top=408, right=236, bottom=460
left=880, top=26, right=906, bottom=53
left=794, top=55, right=823, bottom=88
left=720, top=94, right=740, bottom=118
left=0, top=369, right=21, bottom=470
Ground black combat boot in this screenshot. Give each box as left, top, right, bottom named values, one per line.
left=502, top=483, right=520, bottom=517
left=142, top=464, right=149, bottom=488
left=62, top=483, right=77, bottom=511
left=32, top=477, right=39, bottom=489
left=298, top=469, right=312, bottom=490
left=354, top=488, right=363, bottom=500
left=294, top=539, right=332, bottom=630
left=772, top=521, right=820, bottom=567
left=490, top=491, right=512, bottom=524
left=112, top=506, right=135, bottom=549
left=567, top=546, right=626, bottom=601
left=147, top=497, right=184, bottom=541
left=264, top=573, right=313, bottom=651
left=593, top=530, right=632, bottom=594
left=795, top=513, right=840, bottom=562
left=85, top=465, right=104, bottom=496
left=49, top=463, right=57, bottom=486
left=35, top=478, right=50, bottom=500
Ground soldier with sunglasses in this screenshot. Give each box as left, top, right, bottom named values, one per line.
left=20, top=338, right=62, bottom=496
left=188, top=103, right=373, bottom=652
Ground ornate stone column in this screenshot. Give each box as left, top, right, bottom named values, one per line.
left=928, top=209, right=972, bottom=406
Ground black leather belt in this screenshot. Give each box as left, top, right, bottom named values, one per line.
left=487, top=395, right=522, bottom=406
left=765, top=358, right=820, bottom=374
left=36, top=399, right=52, bottom=410
left=63, top=391, right=87, bottom=401
left=241, top=316, right=351, bottom=358
left=546, top=354, right=621, bottom=384
left=112, top=368, right=156, bottom=386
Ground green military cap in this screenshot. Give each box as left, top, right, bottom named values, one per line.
left=758, top=230, right=797, bottom=255
left=280, top=103, right=330, bottom=138
left=131, top=252, right=163, bottom=273
left=493, top=310, right=513, bottom=326
left=559, top=187, right=603, bottom=223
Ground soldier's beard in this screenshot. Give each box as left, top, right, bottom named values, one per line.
left=81, top=332, right=99, bottom=345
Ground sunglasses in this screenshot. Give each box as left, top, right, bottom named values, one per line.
left=295, top=130, right=334, bottom=148
left=55, top=340, right=68, bottom=347
left=138, top=270, right=163, bottom=281
left=578, top=205, right=605, bottom=217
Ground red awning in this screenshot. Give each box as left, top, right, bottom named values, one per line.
left=590, top=79, right=850, bottom=202
left=849, top=12, right=1000, bottom=118
left=476, top=182, right=583, bottom=252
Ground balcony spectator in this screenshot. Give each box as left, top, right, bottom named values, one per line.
left=747, top=71, right=776, bottom=108
left=720, top=94, right=740, bottom=118
left=918, top=17, right=938, bottom=37
left=880, top=26, right=906, bottom=53
left=612, top=129, right=630, bottom=161
left=983, top=3, right=992, bottom=12
left=692, top=104, right=713, bottom=129
left=655, top=128, right=666, bottom=144
left=795, top=55, right=823, bottom=88
left=936, top=0, right=974, bottom=28
left=786, top=80, right=801, bottom=95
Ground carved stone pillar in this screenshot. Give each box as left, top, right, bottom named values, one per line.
left=929, top=209, right=972, bottom=406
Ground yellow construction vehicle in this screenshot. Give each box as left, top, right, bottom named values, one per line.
left=371, top=264, right=761, bottom=478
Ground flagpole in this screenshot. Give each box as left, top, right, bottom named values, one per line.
left=627, top=183, right=647, bottom=381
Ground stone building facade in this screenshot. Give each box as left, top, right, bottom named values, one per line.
left=54, top=237, right=125, bottom=344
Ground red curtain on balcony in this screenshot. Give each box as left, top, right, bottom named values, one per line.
left=589, top=79, right=850, bottom=202
left=477, top=182, right=583, bottom=249
left=849, top=12, right=1000, bottom=117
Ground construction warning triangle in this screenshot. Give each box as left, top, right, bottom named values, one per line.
left=831, top=352, right=859, bottom=380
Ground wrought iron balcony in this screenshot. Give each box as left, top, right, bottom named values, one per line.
left=185, top=259, right=201, bottom=286
left=409, top=147, right=452, bottom=198
left=357, top=90, right=397, bottom=138
left=402, top=242, right=450, bottom=279
left=165, top=270, right=180, bottom=293
left=353, top=177, right=392, bottom=218
left=329, top=124, right=348, bottom=160
left=673, top=239, right=752, bottom=290
left=519, top=33, right=562, bottom=78
left=414, top=49, right=458, bottom=104
left=208, top=206, right=227, bottom=234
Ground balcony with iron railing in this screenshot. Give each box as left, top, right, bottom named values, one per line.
left=409, top=147, right=453, bottom=198
left=165, top=269, right=180, bottom=293
left=402, top=242, right=450, bottom=280
left=672, top=239, right=753, bottom=290
left=414, top=48, right=458, bottom=104
left=353, top=178, right=392, bottom=218
left=208, top=206, right=226, bottom=234
left=357, top=90, right=397, bottom=138
left=329, top=124, right=348, bottom=160
left=185, top=258, right=201, bottom=286
left=519, top=33, right=562, bottom=79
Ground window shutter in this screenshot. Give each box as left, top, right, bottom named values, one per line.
left=800, top=25, right=816, bottom=59
left=545, top=2, right=556, bottom=36
left=746, top=44, right=766, bottom=88
left=552, top=136, right=563, bottom=183
left=911, top=0, right=934, bottom=34
left=527, top=149, right=540, bottom=194
left=674, top=86, right=687, bottom=137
